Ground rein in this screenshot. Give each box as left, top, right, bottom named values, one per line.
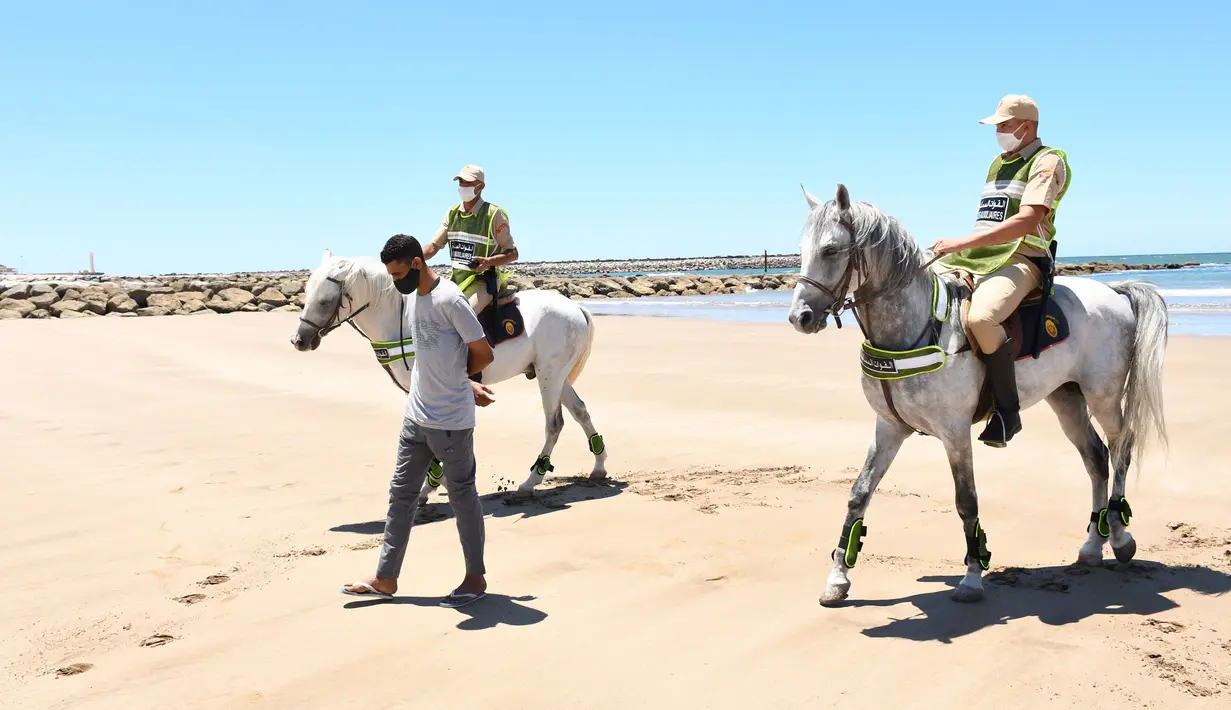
left=298, top=276, right=372, bottom=337
left=300, top=275, right=411, bottom=394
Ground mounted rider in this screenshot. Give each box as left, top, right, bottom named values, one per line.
left=930, top=95, right=1072, bottom=448
left=423, top=165, right=520, bottom=318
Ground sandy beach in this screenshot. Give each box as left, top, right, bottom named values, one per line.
left=2, top=312, right=1229, bottom=709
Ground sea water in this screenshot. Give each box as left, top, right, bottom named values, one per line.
left=580, top=254, right=1231, bottom=336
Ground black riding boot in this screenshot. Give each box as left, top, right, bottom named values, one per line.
left=978, top=338, right=1022, bottom=448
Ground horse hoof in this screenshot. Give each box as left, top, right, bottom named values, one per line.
left=819, top=582, right=850, bottom=607
left=589, top=469, right=608, bottom=481
left=417, top=496, right=430, bottom=507
left=1076, top=551, right=1103, bottom=566
left=1113, top=538, right=1137, bottom=563
left=951, top=584, right=984, bottom=603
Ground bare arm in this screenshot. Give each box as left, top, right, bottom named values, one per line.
left=466, top=337, right=495, bottom=375
left=424, top=218, right=449, bottom=261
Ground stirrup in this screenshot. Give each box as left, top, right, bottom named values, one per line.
left=978, top=409, right=1020, bottom=448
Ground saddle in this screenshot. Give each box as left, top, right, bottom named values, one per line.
left=467, top=258, right=523, bottom=347
left=478, top=294, right=526, bottom=347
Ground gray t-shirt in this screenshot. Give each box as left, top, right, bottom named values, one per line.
left=403, top=277, right=486, bottom=430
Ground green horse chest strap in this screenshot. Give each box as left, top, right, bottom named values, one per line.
left=858, top=272, right=955, bottom=380
left=371, top=337, right=415, bottom=365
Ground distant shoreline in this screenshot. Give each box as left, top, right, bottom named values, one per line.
left=0, top=258, right=1208, bottom=321
left=1, top=255, right=1208, bottom=281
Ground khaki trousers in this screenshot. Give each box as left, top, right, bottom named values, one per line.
left=466, top=287, right=493, bottom=314
left=967, top=257, right=1042, bottom=354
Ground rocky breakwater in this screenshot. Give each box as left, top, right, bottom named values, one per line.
left=0, top=261, right=1203, bottom=320
left=0, top=273, right=310, bottom=320
left=509, top=254, right=801, bottom=277
left=1057, top=261, right=1200, bottom=276
left=510, top=273, right=798, bottom=300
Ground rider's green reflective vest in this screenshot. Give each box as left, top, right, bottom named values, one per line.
left=939, top=145, right=1071, bottom=275
left=445, top=201, right=510, bottom=293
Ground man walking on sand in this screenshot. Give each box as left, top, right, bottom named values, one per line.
left=341, top=234, right=497, bottom=607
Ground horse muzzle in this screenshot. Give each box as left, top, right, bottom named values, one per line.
left=788, top=305, right=828, bottom=334
left=290, top=329, right=322, bottom=352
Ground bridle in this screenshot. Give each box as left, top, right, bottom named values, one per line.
left=298, top=275, right=373, bottom=340
left=796, top=213, right=943, bottom=334
left=795, top=214, right=945, bottom=438
left=796, top=214, right=886, bottom=331
left=298, top=274, right=412, bottom=394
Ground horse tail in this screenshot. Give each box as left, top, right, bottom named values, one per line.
left=1110, top=280, right=1170, bottom=473
left=567, top=305, right=595, bottom=385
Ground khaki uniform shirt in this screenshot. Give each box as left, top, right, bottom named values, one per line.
left=1006, top=138, right=1069, bottom=260
left=429, top=198, right=517, bottom=254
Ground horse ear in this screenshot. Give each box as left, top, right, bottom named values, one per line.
left=800, top=184, right=820, bottom=210
left=321, top=248, right=332, bottom=263
left=835, top=184, right=851, bottom=211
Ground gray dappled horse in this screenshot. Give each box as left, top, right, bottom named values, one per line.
left=788, top=185, right=1168, bottom=605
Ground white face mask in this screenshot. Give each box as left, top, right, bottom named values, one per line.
left=997, top=126, right=1025, bottom=152
left=458, top=185, right=477, bottom=202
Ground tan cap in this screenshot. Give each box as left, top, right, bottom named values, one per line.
left=453, top=164, right=485, bottom=183
left=978, top=95, right=1039, bottom=124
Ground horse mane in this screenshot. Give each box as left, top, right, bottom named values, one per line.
left=306, top=254, right=395, bottom=303
left=804, top=199, right=927, bottom=292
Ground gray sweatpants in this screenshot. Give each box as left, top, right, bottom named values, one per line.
left=376, top=418, right=486, bottom=579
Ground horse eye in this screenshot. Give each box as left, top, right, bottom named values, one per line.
left=822, top=246, right=839, bottom=257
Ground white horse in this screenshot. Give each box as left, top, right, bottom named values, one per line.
left=290, top=250, right=609, bottom=502
left=787, top=185, right=1169, bottom=606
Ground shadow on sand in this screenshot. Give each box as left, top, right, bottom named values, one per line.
left=330, top=476, right=628, bottom=535
left=846, top=560, right=1231, bottom=644
left=343, top=593, right=548, bottom=629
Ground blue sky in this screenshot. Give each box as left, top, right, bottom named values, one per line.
left=2, top=1, right=1228, bottom=275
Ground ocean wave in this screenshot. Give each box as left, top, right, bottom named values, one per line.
left=1160, top=288, right=1231, bottom=297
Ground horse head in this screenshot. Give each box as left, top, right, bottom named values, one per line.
left=788, top=184, right=925, bottom=335
left=789, top=183, right=857, bottom=334
left=290, top=248, right=390, bottom=352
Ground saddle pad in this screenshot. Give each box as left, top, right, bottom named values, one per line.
left=484, top=296, right=526, bottom=347
left=1005, top=294, right=1070, bottom=361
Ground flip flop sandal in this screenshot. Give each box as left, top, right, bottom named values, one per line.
left=439, top=589, right=486, bottom=608
left=341, top=581, right=393, bottom=600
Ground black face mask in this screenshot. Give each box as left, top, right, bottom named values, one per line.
left=393, top=268, right=420, bottom=295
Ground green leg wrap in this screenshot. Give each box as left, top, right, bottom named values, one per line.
left=1089, top=508, right=1110, bottom=538
left=588, top=434, right=605, bottom=456
left=839, top=519, right=867, bottom=568
left=965, top=520, right=992, bottom=571
left=427, top=458, right=443, bottom=488
left=533, top=455, right=555, bottom=477
left=1107, top=496, right=1132, bottom=526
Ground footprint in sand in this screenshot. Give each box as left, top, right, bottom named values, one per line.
left=273, top=547, right=328, bottom=559
left=55, top=663, right=93, bottom=678
left=197, top=574, right=230, bottom=586
left=984, top=566, right=1070, bottom=592
left=173, top=593, right=207, bottom=605
left=1143, top=619, right=1186, bottom=634
left=140, top=634, right=176, bottom=648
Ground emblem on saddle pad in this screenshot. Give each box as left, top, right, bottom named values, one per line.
left=1045, top=315, right=1059, bottom=338
left=503, top=318, right=516, bottom=335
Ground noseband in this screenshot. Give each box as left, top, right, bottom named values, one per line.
left=795, top=215, right=874, bottom=329
left=298, top=276, right=372, bottom=339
